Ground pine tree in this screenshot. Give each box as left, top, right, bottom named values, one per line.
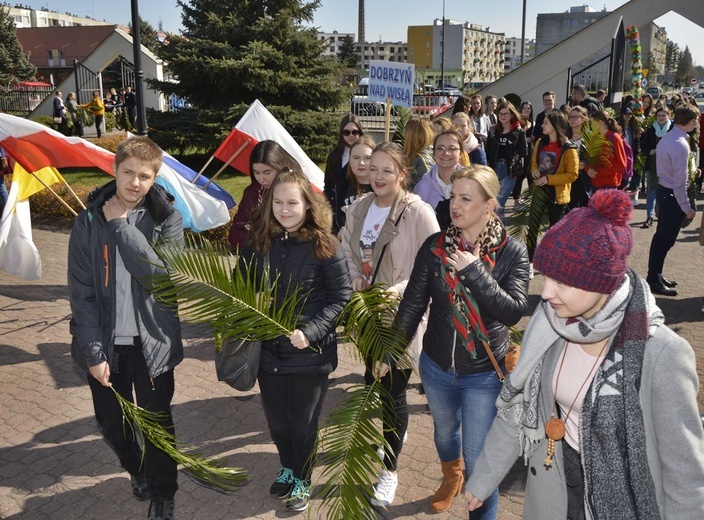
left=675, top=46, right=693, bottom=86
left=150, top=0, right=344, bottom=111
left=337, top=35, right=359, bottom=69
left=0, top=7, right=36, bottom=90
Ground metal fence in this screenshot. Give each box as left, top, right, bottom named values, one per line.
left=347, top=93, right=455, bottom=132
left=0, top=86, right=54, bottom=117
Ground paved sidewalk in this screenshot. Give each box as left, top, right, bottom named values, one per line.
left=1, top=199, right=702, bottom=519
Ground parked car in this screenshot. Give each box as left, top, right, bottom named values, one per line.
left=434, top=88, right=462, bottom=103
left=350, top=77, right=385, bottom=116
left=646, top=86, right=663, bottom=97
left=413, top=94, right=452, bottom=118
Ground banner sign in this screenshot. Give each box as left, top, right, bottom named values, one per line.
left=367, top=60, right=415, bottom=109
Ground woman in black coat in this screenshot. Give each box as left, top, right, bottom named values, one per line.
left=241, top=168, right=351, bottom=513
left=394, top=165, right=529, bottom=518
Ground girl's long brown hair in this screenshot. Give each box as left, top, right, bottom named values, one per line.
left=248, top=168, right=337, bottom=259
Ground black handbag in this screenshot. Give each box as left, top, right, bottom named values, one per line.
left=215, top=337, right=262, bottom=391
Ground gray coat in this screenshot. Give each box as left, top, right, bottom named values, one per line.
left=466, top=324, right=704, bottom=519
left=68, top=181, right=184, bottom=379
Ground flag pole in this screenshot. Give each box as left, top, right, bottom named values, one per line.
left=60, top=175, right=87, bottom=210
left=203, top=139, right=251, bottom=190
left=28, top=172, right=78, bottom=217
left=192, top=154, right=216, bottom=184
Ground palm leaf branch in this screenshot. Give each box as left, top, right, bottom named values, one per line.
left=151, top=235, right=304, bottom=343
left=310, top=285, right=409, bottom=518
left=579, top=120, right=614, bottom=169
left=337, top=285, right=408, bottom=366
left=111, top=387, right=249, bottom=492
left=508, top=183, right=553, bottom=250
left=315, top=383, right=396, bottom=519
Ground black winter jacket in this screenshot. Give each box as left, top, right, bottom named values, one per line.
left=68, top=181, right=184, bottom=379
left=240, top=232, right=351, bottom=376
left=395, top=232, right=529, bottom=374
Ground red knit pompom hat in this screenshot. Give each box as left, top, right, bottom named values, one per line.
left=533, top=189, right=633, bottom=294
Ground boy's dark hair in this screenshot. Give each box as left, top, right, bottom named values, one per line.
left=115, top=137, right=163, bottom=175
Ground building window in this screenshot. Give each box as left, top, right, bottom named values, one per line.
left=47, top=49, right=54, bottom=67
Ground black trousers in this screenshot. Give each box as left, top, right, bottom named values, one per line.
left=647, top=186, right=686, bottom=283
left=87, top=342, right=178, bottom=498
left=364, top=366, right=412, bottom=471
left=563, top=441, right=586, bottom=520
left=257, top=370, right=329, bottom=481
left=94, top=115, right=104, bottom=138
left=527, top=193, right=566, bottom=262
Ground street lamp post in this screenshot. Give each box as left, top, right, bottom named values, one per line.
left=520, top=0, right=527, bottom=65
left=440, top=0, right=445, bottom=90
left=130, top=0, right=148, bottom=135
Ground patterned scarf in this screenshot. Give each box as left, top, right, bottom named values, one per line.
left=496, top=270, right=664, bottom=519
left=431, top=214, right=506, bottom=357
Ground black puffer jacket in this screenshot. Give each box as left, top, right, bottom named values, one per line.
left=395, top=231, right=529, bottom=374
left=240, top=232, right=351, bottom=376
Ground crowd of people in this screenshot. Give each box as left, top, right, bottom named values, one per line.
left=51, top=86, right=138, bottom=138
left=65, top=84, right=704, bottom=520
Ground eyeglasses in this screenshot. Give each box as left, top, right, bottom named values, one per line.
left=498, top=111, right=512, bottom=117
left=342, top=129, right=361, bottom=137
left=568, top=115, right=582, bottom=120
left=435, top=145, right=461, bottom=154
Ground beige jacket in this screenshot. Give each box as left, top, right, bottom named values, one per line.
left=342, top=190, right=439, bottom=367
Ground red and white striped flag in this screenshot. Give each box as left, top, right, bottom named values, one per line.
left=213, top=100, right=325, bottom=190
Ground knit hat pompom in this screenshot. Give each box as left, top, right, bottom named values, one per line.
left=534, top=189, right=633, bottom=294
left=589, top=188, right=633, bottom=226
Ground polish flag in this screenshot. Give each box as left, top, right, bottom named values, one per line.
left=213, top=100, right=325, bottom=191
left=0, top=113, right=231, bottom=232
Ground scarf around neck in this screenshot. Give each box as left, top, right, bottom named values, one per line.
left=431, top=215, right=505, bottom=357
left=496, top=270, right=664, bottom=518
left=653, top=120, right=671, bottom=138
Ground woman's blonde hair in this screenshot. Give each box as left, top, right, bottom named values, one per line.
left=404, top=116, right=435, bottom=169
left=451, top=165, right=500, bottom=202
left=248, top=168, right=337, bottom=259
left=451, top=112, right=472, bottom=126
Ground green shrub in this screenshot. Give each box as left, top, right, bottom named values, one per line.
left=104, top=111, right=116, bottom=132
left=30, top=115, right=56, bottom=130
left=91, top=134, right=127, bottom=153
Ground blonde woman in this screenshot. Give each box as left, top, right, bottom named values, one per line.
left=396, top=165, right=530, bottom=516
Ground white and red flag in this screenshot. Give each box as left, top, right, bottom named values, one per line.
left=213, top=100, right=325, bottom=191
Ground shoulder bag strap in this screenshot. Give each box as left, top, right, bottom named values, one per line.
left=370, top=205, right=407, bottom=285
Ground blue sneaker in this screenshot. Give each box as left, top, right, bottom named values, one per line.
left=285, top=478, right=310, bottom=512
left=270, top=467, right=295, bottom=498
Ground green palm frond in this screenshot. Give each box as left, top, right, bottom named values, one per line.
left=152, top=235, right=303, bottom=343
left=640, top=114, right=655, bottom=131
left=311, top=285, right=409, bottom=518
left=316, top=383, right=395, bottom=519
left=337, top=285, right=408, bottom=366
left=508, top=183, right=553, bottom=250
left=579, top=120, right=613, bottom=169
left=112, top=387, right=248, bottom=492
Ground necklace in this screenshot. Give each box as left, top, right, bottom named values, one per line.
left=544, top=340, right=608, bottom=468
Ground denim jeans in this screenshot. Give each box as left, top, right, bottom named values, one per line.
left=419, top=351, right=501, bottom=520
left=495, top=159, right=516, bottom=224
left=646, top=189, right=657, bottom=219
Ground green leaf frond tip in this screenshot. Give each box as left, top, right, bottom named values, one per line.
left=315, top=382, right=395, bottom=519
left=111, top=386, right=249, bottom=492
left=337, top=284, right=408, bottom=366
left=508, top=183, right=553, bottom=250
left=151, top=235, right=304, bottom=343
left=579, top=120, right=614, bottom=169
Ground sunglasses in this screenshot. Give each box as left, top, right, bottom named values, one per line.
left=343, top=129, right=361, bottom=137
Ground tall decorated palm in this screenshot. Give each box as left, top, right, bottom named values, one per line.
left=148, top=235, right=407, bottom=518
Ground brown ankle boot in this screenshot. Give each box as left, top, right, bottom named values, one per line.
left=430, top=458, right=464, bottom=512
